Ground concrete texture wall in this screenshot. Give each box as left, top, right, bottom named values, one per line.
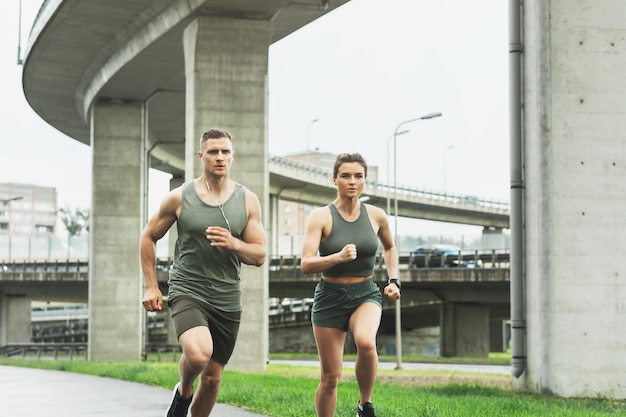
left=270, top=324, right=317, bottom=354
left=183, top=15, right=271, bottom=372
left=519, top=0, right=626, bottom=398
left=270, top=325, right=441, bottom=357
left=440, top=303, right=489, bottom=358
left=89, top=101, right=144, bottom=361
left=378, top=328, right=441, bottom=357
left=0, top=294, right=31, bottom=344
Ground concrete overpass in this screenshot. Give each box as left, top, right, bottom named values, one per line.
left=23, top=0, right=349, bottom=151
left=0, top=255, right=511, bottom=358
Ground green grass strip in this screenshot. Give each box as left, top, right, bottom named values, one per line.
left=1, top=359, right=623, bottom=416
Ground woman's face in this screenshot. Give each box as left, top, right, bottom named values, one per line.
left=333, top=162, right=366, bottom=198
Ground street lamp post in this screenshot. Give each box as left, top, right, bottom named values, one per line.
left=306, top=118, right=320, bottom=151
left=386, top=131, right=408, bottom=216
left=392, top=112, right=442, bottom=370
left=443, top=144, right=455, bottom=196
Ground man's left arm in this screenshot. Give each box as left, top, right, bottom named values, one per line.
left=234, top=190, right=267, bottom=266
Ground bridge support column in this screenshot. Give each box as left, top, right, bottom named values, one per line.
left=161, top=175, right=184, bottom=348
left=516, top=0, right=626, bottom=399
left=440, top=302, right=489, bottom=358
left=489, top=319, right=507, bottom=353
left=0, top=294, right=31, bottom=345
left=183, top=15, right=271, bottom=372
left=270, top=194, right=279, bottom=257
left=167, top=175, right=184, bottom=258
left=481, top=226, right=506, bottom=249
left=89, top=100, right=144, bottom=361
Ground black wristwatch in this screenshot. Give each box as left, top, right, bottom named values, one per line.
left=388, top=278, right=401, bottom=290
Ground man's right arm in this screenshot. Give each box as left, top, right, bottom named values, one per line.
left=140, top=188, right=180, bottom=311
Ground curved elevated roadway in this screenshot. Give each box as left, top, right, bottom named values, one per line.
left=269, top=155, right=509, bottom=227
left=22, top=0, right=350, bottom=168
left=22, top=1, right=508, bottom=228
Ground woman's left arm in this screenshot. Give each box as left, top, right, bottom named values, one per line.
left=370, top=205, right=401, bottom=299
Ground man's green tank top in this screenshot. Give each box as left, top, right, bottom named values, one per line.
left=318, top=202, right=379, bottom=277
left=168, top=181, right=247, bottom=311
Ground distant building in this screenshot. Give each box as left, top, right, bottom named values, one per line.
left=0, top=183, right=59, bottom=260
left=0, top=183, right=57, bottom=236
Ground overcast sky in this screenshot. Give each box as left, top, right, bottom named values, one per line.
left=1, top=0, right=509, bottom=240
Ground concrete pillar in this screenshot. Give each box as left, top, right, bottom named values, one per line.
left=167, top=175, right=184, bottom=258
left=489, top=319, right=506, bottom=353
left=0, top=294, right=31, bottom=344
left=163, top=175, right=184, bottom=346
left=89, top=100, right=144, bottom=361
left=481, top=226, right=506, bottom=249
left=183, top=15, right=271, bottom=372
left=270, top=194, right=279, bottom=256
left=519, top=1, right=626, bottom=399
left=440, top=302, right=489, bottom=358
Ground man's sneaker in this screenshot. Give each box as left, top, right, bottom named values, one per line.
left=357, top=401, right=376, bottom=417
left=165, top=382, right=192, bottom=417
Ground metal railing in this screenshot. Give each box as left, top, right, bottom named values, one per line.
left=0, top=251, right=510, bottom=281
left=0, top=342, right=87, bottom=359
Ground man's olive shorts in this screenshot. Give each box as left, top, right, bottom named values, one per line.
left=168, top=296, right=241, bottom=365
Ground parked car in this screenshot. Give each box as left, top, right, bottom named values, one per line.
left=410, top=244, right=464, bottom=268
left=269, top=297, right=281, bottom=315
left=464, top=259, right=484, bottom=268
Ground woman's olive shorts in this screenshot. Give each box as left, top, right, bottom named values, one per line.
left=168, top=296, right=241, bottom=365
left=311, top=278, right=382, bottom=330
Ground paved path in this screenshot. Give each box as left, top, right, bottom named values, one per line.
left=0, top=365, right=269, bottom=417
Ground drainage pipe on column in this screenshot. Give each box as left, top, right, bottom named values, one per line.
left=509, top=0, right=526, bottom=379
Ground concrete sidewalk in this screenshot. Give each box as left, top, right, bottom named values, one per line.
left=0, top=365, right=270, bottom=417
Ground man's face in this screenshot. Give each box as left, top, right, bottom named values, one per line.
left=199, top=137, right=234, bottom=175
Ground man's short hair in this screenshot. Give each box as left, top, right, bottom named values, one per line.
left=200, top=128, right=232, bottom=147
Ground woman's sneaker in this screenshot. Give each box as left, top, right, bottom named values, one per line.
left=165, top=382, right=192, bottom=417
left=357, top=401, right=376, bottom=417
